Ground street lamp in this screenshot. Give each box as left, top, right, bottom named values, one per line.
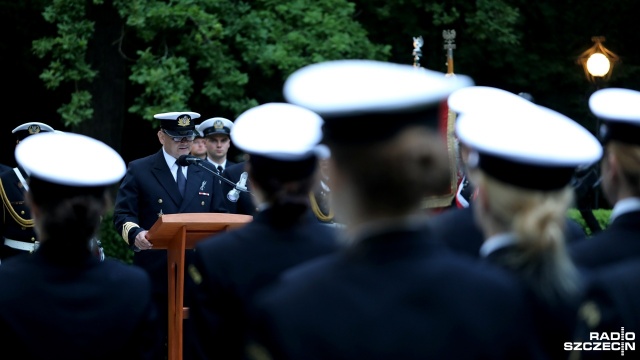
left=576, top=37, right=620, bottom=212
left=577, top=36, right=619, bottom=84
left=586, top=53, right=611, bottom=77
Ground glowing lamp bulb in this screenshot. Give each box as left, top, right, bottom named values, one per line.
left=586, top=53, right=611, bottom=77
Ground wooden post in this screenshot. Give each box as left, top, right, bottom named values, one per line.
left=147, top=213, right=253, bottom=360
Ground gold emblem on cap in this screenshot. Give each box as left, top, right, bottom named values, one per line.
left=27, top=125, right=41, bottom=134
left=177, top=115, right=191, bottom=127
left=213, top=120, right=224, bottom=129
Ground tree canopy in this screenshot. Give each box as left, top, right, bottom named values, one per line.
left=30, top=0, right=388, bottom=152
left=1, top=0, right=639, bottom=164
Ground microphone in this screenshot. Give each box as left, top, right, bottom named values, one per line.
left=176, top=155, right=203, bottom=166
left=176, top=155, right=252, bottom=196
left=227, top=172, right=249, bottom=203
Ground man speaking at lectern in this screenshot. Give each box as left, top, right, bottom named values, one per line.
left=113, top=111, right=227, bottom=355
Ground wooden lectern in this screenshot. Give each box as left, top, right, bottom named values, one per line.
left=147, top=213, right=252, bottom=360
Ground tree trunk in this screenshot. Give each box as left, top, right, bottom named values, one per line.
left=74, top=0, right=125, bottom=154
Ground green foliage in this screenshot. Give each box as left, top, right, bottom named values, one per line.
left=99, top=209, right=133, bottom=264
left=424, top=3, right=461, bottom=26
left=32, top=0, right=97, bottom=127
left=34, top=0, right=389, bottom=128
left=234, top=0, right=390, bottom=77
left=465, top=0, right=520, bottom=45
left=128, top=49, right=195, bottom=119
left=33, top=0, right=640, bottom=138
left=350, top=0, right=522, bottom=73
left=58, top=90, right=93, bottom=126
left=567, top=208, right=612, bottom=236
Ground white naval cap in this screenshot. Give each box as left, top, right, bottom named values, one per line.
left=194, top=124, right=204, bottom=138
left=154, top=111, right=200, bottom=137
left=12, top=122, right=55, bottom=140
left=15, top=132, right=126, bottom=187
left=198, top=117, right=234, bottom=137
left=232, top=103, right=323, bottom=181
left=456, top=99, right=602, bottom=190
left=232, top=103, right=323, bottom=160
left=589, top=88, right=640, bottom=145
left=283, top=59, right=473, bottom=144
left=447, top=86, right=538, bottom=115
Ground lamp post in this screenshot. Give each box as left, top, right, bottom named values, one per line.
left=578, top=36, right=619, bottom=142
left=578, top=36, right=619, bottom=87
left=577, top=37, right=619, bottom=211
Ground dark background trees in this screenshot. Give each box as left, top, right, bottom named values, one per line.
left=1, top=0, right=639, bottom=167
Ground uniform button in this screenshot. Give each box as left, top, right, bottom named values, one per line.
left=158, top=199, right=163, bottom=204
left=201, top=201, right=205, bottom=206
left=21, top=210, right=25, bottom=215
left=31, top=237, right=35, bottom=242
left=21, top=227, right=26, bottom=230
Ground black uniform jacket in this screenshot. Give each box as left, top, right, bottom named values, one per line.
left=570, top=210, right=640, bottom=270
left=221, top=161, right=257, bottom=216
left=187, top=208, right=340, bottom=360
left=430, top=205, right=586, bottom=259
left=0, top=163, right=11, bottom=174
left=113, top=149, right=227, bottom=297
left=485, top=244, right=582, bottom=360
left=225, top=159, right=237, bottom=170
left=0, top=241, right=160, bottom=360
left=571, top=258, right=640, bottom=359
left=0, top=167, right=38, bottom=260
left=250, top=223, right=544, bottom=360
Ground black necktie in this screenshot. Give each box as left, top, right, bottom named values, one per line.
left=217, top=165, right=223, bottom=175
left=176, top=163, right=186, bottom=197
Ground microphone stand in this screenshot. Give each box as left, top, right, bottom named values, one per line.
left=177, top=156, right=251, bottom=204
left=195, top=161, right=246, bottom=190
left=176, top=155, right=244, bottom=189
left=194, top=162, right=251, bottom=202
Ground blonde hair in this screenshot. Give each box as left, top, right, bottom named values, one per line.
left=608, top=141, right=640, bottom=194
left=476, top=171, right=581, bottom=303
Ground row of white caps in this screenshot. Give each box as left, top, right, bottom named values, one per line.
left=451, top=86, right=640, bottom=189
left=233, top=60, right=472, bottom=159
left=153, top=112, right=234, bottom=139
left=13, top=60, right=640, bottom=190
left=451, top=87, right=602, bottom=190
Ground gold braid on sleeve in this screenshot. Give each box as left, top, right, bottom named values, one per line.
left=121, top=222, right=140, bottom=244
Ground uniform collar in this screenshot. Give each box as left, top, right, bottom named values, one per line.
left=162, top=148, right=180, bottom=169
left=256, top=202, right=271, bottom=212
left=610, top=197, right=640, bottom=223
left=480, top=233, right=517, bottom=257
left=207, top=158, right=227, bottom=168
left=347, top=214, right=429, bottom=245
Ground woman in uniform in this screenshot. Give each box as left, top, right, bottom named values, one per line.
left=455, top=96, right=602, bottom=359
left=0, top=132, right=160, bottom=360
left=569, top=88, right=640, bottom=358
left=248, top=60, right=544, bottom=360
left=187, top=103, right=341, bottom=360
